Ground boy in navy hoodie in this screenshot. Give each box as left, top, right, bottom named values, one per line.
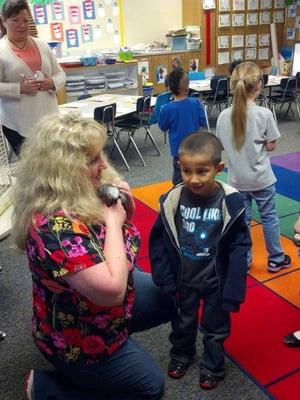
left=149, top=131, right=251, bottom=390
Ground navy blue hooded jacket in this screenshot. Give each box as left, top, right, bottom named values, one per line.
left=149, top=181, right=252, bottom=312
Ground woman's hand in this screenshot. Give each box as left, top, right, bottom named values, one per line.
left=20, top=76, right=40, bottom=95
left=37, top=74, right=55, bottom=91
left=117, top=180, right=135, bottom=222
left=103, top=199, right=127, bottom=229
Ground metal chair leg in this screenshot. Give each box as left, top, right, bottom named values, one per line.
left=145, top=128, right=162, bottom=156
left=0, top=331, right=6, bottom=340
left=127, top=134, right=147, bottom=166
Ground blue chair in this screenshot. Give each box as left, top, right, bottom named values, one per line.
left=146, top=91, right=172, bottom=145
left=188, top=71, right=205, bottom=81
left=203, top=77, right=229, bottom=115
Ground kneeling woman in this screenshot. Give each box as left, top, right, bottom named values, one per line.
left=12, top=113, right=174, bottom=400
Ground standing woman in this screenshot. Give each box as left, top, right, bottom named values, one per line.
left=0, top=0, right=66, bottom=155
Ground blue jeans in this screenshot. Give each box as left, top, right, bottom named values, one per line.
left=33, top=270, right=175, bottom=400
left=241, top=184, right=284, bottom=264
left=170, top=286, right=230, bottom=377
left=172, top=157, right=183, bottom=186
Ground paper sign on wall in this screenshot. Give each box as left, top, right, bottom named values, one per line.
left=69, top=6, right=81, bottom=24
left=82, top=0, right=96, bottom=19
left=82, top=24, right=93, bottom=42
left=51, top=1, right=64, bottom=21
left=33, top=4, right=48, bottom=25
left=66, top=28, right=79, bottom=47
left=51, top=22, right=64, bottom=41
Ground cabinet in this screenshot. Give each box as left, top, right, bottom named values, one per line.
left=57, top=61, right=140, bottom=104
left=135, top=50, right=203, bottom=95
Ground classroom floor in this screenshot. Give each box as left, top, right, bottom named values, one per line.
left=0, top=106, right=299, bottom=400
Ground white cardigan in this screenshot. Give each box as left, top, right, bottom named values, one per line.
left=0, top=36, right=66, bottom=137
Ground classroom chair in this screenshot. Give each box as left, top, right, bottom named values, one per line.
left=94, top=103, right=131, bottom=171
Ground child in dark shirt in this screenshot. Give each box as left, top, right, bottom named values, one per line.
left=158, top=69, right=207, bottom=185
left=149, top=131, right=251, bottom=390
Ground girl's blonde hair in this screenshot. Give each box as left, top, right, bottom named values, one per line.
left=230, top=62, right=263, bottom=150
left=11, top=112, right=120, bottom=250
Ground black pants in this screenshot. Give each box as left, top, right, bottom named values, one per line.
left=2, top=125, right=25, bottom=155
left=170, top=286, right=231, bottom=375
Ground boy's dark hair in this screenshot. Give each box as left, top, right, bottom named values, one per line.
left=168, top=68, right=187, bottom=95
left=228, top=59, right=243, bottom=76
left=178, top=131, right=223, bottom=165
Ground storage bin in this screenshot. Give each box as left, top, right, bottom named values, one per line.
left=170, top=35, right=187, bottom=51
left=80, top=55, right=98, bottom=66
left=143, top=83, right=153, bottom=96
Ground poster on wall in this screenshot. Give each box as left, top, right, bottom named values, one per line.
left=189, top=58, right=199, bottom=71
left=33, top=4, right=48, bottom=25
left=50, top=22, right=64, bottom=41
left=51, top=1, right=65, bottom=21
left=82, top=0, right=96, bottom=19
left=82, top=24, right=93, bottom=42
left=66, top=28, right=79, bottom=47
left=69, top=6, right=81, bottom=24
left=138, top=61, right=150, bottom=84
left=156, top=65, right=168, bottom=84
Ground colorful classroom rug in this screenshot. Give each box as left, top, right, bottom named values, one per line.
left=131, top=153, right=300, bottom=400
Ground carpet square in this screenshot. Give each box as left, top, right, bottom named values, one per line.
left=248, top=224, right=299, bottom=282
left=133, top=198, right=157, bottom=259
left=268, top=370, right=300, bottom=400
left=271, top=152, right=300, bottom=173
left=132, top=181, right=172, bottom=211
left=225, top=284, right=300, bottom=385
left=264, top=269, right=300, bottom=308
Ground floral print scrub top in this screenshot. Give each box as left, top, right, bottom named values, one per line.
left=26, top=211, right=140, bottom=364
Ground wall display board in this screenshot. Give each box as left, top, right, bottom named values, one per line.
left=215, top=0, right=285, bottom=74
left=283, top=3, right=300, bottom=56
left=30, top=0, right=122, bottom=55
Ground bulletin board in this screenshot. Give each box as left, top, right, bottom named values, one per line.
left=29, top=0, right=122, bottom=56
left=282, top=3, right=300, bottom=49
left=215, top=0, right=286, bottom=75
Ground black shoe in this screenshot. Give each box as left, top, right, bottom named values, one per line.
left=168, top=359, right=190, bottom=379
left=283, top=331, right=300, bottom=347
left=268, top=254, right=291, bottom=273
left=199, top=371, right=225, bottom=390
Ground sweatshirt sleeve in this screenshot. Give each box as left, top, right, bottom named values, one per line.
left=197, top=99, right=207, bottom=129
left=158, top=105, right=170, bottom=132
left=149, top=213, right=177, bottom=293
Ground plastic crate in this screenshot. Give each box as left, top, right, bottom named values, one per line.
left=170, top=36, right=187, bottom=51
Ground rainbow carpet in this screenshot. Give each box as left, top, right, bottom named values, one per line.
left=131, top=152, right=300, bottom=400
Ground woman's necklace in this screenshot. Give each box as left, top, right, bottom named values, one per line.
left=7, top=37, right=28, bottom=50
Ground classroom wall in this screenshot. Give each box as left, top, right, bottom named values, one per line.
left=122, top=0, right=182, bottom=46
left=29, top=0, right=182, bottom=56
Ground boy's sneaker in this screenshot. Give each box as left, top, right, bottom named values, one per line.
left=168, top=359, right=190, bottom=379
left=267, top=254, right=291, bottom=273
left=24, top=369, right=34, bottom=400
left=199, top=371, right=225, bottom=390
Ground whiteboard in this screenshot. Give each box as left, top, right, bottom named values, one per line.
left=292, top=42, right=300, bottom=76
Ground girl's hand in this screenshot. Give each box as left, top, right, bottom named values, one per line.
left=103, top=199, right=127, bottom=229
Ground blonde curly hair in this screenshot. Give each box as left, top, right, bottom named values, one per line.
left=11, top=112, right=120, bottom=250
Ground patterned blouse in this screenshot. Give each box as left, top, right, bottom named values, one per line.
left=26, top=211, right=140, bottom=364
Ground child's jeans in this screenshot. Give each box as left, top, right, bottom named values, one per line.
left=170, top=286, right=231, bottom=377
left=241, top=184, right=285, bottom=265
left=32, top=270, right=175, bottom=400
left=172, top=156, right=183, bottom=186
